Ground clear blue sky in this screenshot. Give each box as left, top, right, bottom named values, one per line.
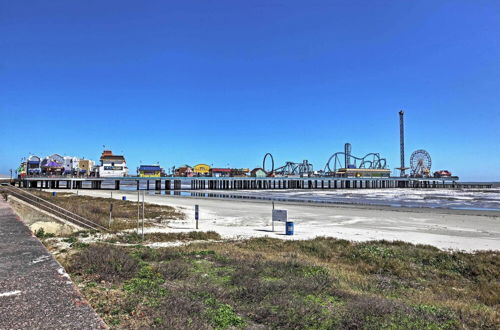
left=1, top=1, right=499, bottom=181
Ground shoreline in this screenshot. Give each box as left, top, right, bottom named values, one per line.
left=138, top=190, right=500, bottom=217
left=46, top=189, right=500, bottom=252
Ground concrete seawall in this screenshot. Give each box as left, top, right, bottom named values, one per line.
left=0, top=198, right=106, bottom=329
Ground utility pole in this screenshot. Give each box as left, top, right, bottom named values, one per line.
left=137, top=190, right=140, bottom=234
left=109, top=203, right=113, bottom=229
left=195, top=205, right=199, bottom=229
left=272, top=201, right=275, bottom=232
left=142, top=191, right=145, bottom=240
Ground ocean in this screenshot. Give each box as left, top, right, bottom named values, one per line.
left=104, top=180, right=500, bottom=212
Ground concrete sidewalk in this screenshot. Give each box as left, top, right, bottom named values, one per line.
left=0, top=198, right=106, bottom=329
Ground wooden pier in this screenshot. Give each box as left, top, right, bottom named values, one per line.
left=11, top=176, right=492, bottom=191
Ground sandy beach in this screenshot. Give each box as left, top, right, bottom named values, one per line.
left=52, top=189, right=500, bottom=252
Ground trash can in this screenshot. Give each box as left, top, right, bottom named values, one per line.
left=52, top=192, right=57, bottom=197
left=122, top=196, right=127, bottom=201
left=286, top=221, right=294, bottom=235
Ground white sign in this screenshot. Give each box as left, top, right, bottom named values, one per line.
left=272, top=209, right=288, bottom=222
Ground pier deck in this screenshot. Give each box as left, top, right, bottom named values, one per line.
left=12, top=176, right=492, bottom=191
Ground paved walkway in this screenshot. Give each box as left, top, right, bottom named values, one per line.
left=0, top=198, right=106, bottom=329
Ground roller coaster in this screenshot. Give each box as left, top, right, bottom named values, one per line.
left=263, top=143, right=388, bottom=177
left=324, top=152, right=387, bottom=174
left=263, top=154, right=314, bottom=176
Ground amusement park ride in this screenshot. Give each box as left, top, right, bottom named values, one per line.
left=262, top=143, right=390, bottom=178
left=261, top=112, right=453, bottom=179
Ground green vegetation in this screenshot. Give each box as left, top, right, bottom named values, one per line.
left=107, top=231, right=222, bottom=244
left=29, top=190, right=185, bottom=230
left=34, top=227, right=56, bottom=239
left=64, top=237, right=499, bottom=329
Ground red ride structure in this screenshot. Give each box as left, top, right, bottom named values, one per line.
left=434, top=170, right=452, bottom=177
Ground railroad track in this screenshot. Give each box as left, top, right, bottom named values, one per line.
left=0, top=184, right=109, bottom=232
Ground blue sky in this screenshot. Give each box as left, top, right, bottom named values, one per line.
left=1, top=1, right=499, bottom=181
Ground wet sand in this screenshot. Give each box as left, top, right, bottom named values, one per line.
left=60, top=190, right=500, bottom=251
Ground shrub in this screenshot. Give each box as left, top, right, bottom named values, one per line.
left=67, top=244, right=139, bottom=282
left=109, top=231, right=222, bottom=244
left=156, top=259, right=192, bottom=280
left=150, top=292, right=210, bottom=330
left=34, top=228, right=55, bottom=239
left=123, top=263, right=166, bottom=297
left=205, top=298, right=245, bottom=329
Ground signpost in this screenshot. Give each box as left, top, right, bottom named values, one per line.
left=109, top=203, right=113, bottom=228
left=272, top=209, right=287, bottom=232
left=142, top=191, right=145, bottom=240
left=137, top=190, right=140, bottom=234
left=195, top=205, right=199, bottom=229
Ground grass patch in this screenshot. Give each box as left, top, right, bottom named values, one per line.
left=28, top=190, right=184, bottom=230
left=67, top=244, right=139, bottom=283
left=108, top=231, right=222, bottom=244
left=66, top=238, right=499, bottom=329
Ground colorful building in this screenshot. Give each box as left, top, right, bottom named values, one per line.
left=193, top=164, right=211, bottom=176
left=17, top=161, right=27, bottom=178
left=175, top=165, right=193, bottom=177
left=27, top=155, right=41, bottom=175
left=40, top=154, right=64, bottom=175
left=210, top=168, right=232, bottom=177
left=231, top=168, right=250, bottom=177
left=138, top=165, right=163, bottom=177
left=334, top=168, right=391, bottom=178
left=251, top=168, right=267, bottom=177
left=78, top=159, right=95, bottom=176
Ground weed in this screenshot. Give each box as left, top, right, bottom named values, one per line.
left=68, top=244, right=139, bottom=282
left=34, top=228, right=55, bottom=239
left=205, top=298, right=245, bottom=329
left=28, top=191, right=185, bottom=230
left=123, top=263, right=166, bottom=297
left=109, top=231, right=221, bottom=244
left=67, top=238, right=500, bottom=329
left=63, top=236, right=78, bottom=244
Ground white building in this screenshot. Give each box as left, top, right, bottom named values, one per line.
left=98, top=150, right=128, bottom=177
left=63, top=156, right=80, bottom=175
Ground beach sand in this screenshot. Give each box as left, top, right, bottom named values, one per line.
left=55, top=189, right=499, bottom=252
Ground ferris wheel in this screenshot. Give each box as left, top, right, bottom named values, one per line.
left=410, top=149, right=432, bottom=177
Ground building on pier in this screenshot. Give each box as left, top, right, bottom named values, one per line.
left=210, top=168, right=232, bottom=177
left=41, top=160, right=64, bottom=175
left=175, top=165, right=193, bottom=177
left=334, top=168, right=391, bottom=178
left=78, top=159, right=95, bottom=176
left=27, top=155, right=41, bottom=175
left=63, top=156, right=80, bottom=175
left=193, top=164, right=211, bottom=176
left=231, top=168, right=250, bottom=177
left=98, top=150, right=128, bottom=177
left=138, top=165, right=163, bottom=177
left=251, top=168, right=267, bottom=177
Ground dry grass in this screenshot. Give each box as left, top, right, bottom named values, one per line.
left=107, top=231, right=222, bottom=244
left=64, top=237, right=500, bottom=329
left=28, top=190, right=184, bottom=230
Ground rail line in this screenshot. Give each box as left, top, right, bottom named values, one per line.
left=1, top=185, right=109, bottom=232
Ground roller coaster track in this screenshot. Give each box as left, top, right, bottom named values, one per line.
left=0, top=185, right=109, bottom=232
left=274, top=160, right=314, bottom=176
left=324, top=152, right=387, bottom=173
